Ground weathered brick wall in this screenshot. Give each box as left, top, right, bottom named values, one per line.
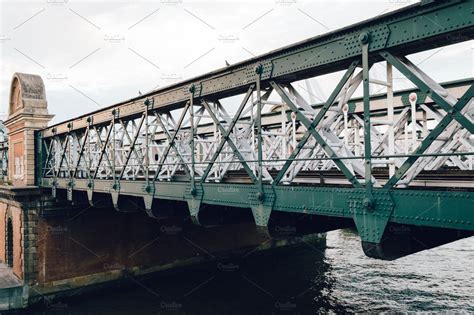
left=36, top=204, right=268, bottom=285
left=0, top=179, right=42, bottom=284
left=0, top=201, right=24, bottom=279
left=11, top=207, right=22, bottom=278
left=0, top=203, right=6, bottom=262
left=23, top=209, right=39, bottom=284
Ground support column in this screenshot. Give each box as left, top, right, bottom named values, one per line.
left=4, top=73, right=54, bottom=186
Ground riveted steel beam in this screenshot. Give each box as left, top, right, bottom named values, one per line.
left=362, top=41, right=374, bottom=203
left=41, top=177, right=474, bottom=233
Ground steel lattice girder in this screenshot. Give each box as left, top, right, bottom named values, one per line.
left=39, top=0, right=473, bottom=138
left=35, top=0, right=474, bottom=245
left=38, top=77, right=474, bottom=242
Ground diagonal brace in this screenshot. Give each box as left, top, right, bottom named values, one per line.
left=155, top=105, right=192, bottom=180
left=384, top=84, right=474, bottom=188
left=201, top=95, right=258, bottom=184
left=270, top=80, right=362, bottom=188
left=119, top=115, right=146, bottom=179
left=272, top=60, right=359, bottom=185
left=381, top=51, right=474, bottom=134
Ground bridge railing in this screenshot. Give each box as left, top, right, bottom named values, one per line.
left=39, top=78, right=473, bottom=189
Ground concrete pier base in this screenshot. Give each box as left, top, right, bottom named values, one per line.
left=0, top=263, right=27, bottom=310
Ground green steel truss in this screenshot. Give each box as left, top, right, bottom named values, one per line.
left=37, top=0, right=474, bottom=245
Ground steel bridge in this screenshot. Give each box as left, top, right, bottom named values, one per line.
left=33, top=1, right=473, bottom=259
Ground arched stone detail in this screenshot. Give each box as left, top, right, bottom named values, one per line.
left=4, top=73, right=54, bottom=186
left=8, top=73, right=48, bottom=117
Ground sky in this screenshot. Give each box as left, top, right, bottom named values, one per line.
left=0, top=0, right=472, bottom=124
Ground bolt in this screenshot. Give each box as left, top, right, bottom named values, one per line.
left=363, top=197, right=373, bottom=210
left=256, top=192, right=264, bottom=202
left=359, top=32, right=370, bottom=44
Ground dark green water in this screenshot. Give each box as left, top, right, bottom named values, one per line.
left=29, top=230, right=473, bottom=314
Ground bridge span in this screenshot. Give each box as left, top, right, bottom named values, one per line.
left=0, top=0, right=474, bottom=310
left=31, top=0, right=474, bottom=259
left=0, top=1, right=473, bottom=309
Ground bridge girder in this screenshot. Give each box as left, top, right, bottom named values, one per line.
left=35, top=0, right=474, bottom=259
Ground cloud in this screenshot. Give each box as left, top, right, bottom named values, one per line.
left=0, top=0, right=471, bottom=124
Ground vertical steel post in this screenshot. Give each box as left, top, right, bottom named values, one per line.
left=255, top=65, right=264, bottom=198
left=67, top=127, right=72, bottom=187
left=410, top=93, right=418, bottom=149
left=144, top=100, right=150, bottom=186
left=35, top=131, right=43, bottom=186
left=281, top=104, right=286, bottom=160
left=361, top=34, right=373, bottom=205
left=88, top=118, right=93, bottom=182
left=189, top=85, right=196, bottom=195
left=111, top=110, right=117, bottom=186
left=386, top=62, right=395, bottom=177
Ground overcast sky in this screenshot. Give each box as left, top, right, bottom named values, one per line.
left=0, top=0, right=472, bottom=124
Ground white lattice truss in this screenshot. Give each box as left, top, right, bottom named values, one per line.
left=42, top=60, right=474, bottom=189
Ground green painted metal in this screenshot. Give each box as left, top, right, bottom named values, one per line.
left=271, top=82, right=362, bottom=188
left=72, top=128, right=89, bottom=179
left=118, top=115, right=145, bottom=179
left=39, top=0, right=473, bottom=138
left=35, top=0, right=474, bottom=247
left=382, top=52, right=474, bottom=134
left=40, top=177, right=474, bottom=234
left=383, top=80, right=474, bottom=189
left=200, top=85, right=255, bottom=183
left=255, top=65, right=264, bottom=197
left=189, top=86, right=196, bottom=195
left=202, top=100, right=258, bottom=184
left=351, top=189, right=394, bottom=243
left=152, top=103, right=190, bottom=182
left=92, top=124, right=113, bottom=180
left=361, top=42, right=373, bottom=203
left=272, top=60, right=360, bottom=186
left=155, top=113, right=191, bottom=180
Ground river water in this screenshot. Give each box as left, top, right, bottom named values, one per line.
left=30, top=229, right=473, bottom=314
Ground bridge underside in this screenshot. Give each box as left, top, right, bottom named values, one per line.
left=35, top=0, right=474, bottom=260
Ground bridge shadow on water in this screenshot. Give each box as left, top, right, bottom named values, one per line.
left=24, top=227, right=474, bottom=314
left=25, top=234, right=346, bottom=315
